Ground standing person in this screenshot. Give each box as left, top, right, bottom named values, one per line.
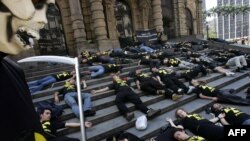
left=0, top=0, right=56, bottom=140
left=210, top=103, right=250, bottom=125
left=40, top=108, right=92, bottom=141
left=91, top=75, right=161, bottom=121
left=54, top=78, right=96, bottom=118
left=166, top=109, right=224, bottom=141
left=190, top=79, right=250, bottom=105
left=28, top=71, right=76, bottom=93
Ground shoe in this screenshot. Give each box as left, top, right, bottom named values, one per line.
left=156, top=90, right=165, bottom=95
left=172, top=94, right=183, bottom=101
left=187, top=86, right=195, bottom=94
left=177, top=88, right=184, bottom=94
left=242, top=66, right=248, bottom=70
left=125, top=112, right=134, bottom=121
left=84, top=110, right=96, bottom=117
left=225, top=72, right=235, bottom=77
left=236, top=67, right=242, bottom=73
left=147, top=108, right=161, bottom=119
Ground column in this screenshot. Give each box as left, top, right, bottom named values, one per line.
left=152, top=0, right=163, bottom=32
left=90, top=0, right=110, bottom=51
left=69, top=0, right=88, bottom=55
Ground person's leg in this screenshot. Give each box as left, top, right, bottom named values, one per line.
left=82, top=93, right=92, bottom=111
left=239, top=55, right=248, bottom=67
left=39, top=76, right=57, bottom=87
left=127, top=92, right=149, bottom=114
left=217, top=93, right=250, bottom=105
left=64, top=92, right=80, bottom=118
left=89, top=65, right=105, bottom=78
left=242, top=119, right=250, bottom=125
left=140, top=81, right=158, bottom=95
left=115, top=91, right=130, bottom=116
left=163, top=78, right=179, bottom=93
left=171, top=78, right=188, bottom=93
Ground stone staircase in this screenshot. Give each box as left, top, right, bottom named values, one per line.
left=23, top=60, right=250, bottom=141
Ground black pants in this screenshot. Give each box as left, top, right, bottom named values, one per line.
left=217, top=89, right=250, bottom=105
left=183, top=65, right=207, bottom=81
left=115, top=88, right=149, bottom=116
left=140, top=79, right=174, bottom=98
left=49, top=137, right=80, bottom=141
left=195, top=123, right=224, bottom=141
left=163, top=77, right=188, bottom=93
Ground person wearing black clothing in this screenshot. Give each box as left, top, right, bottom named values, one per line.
left=40, top=108, right=92, bottom=141
left=88, top=64, right=123, bottom=78
left=91, top=75, right=161, bottom=121
left=166, top=109, right=224, bottom=141
left=151, top=68, right=192, bottom=94
left=190, top=79, right=250, bottom=105
left=28, top=71, right=76, bottom=93
left=172, top=128, right=206, bottom=141
left=210, top=103, right=250, bottom=125
left=0, top=1, right=58, bottom=140
left=179, top=65, right=207, bottom=81
left=106, top=132, right=142, bottom=141
left=129, top=70, right=182, bottom=101
left=138, top=55, right=161, bottom=68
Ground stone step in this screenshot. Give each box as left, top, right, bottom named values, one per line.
left=31, top=67, right=150, bottom=101
left=26, top=62, right=139, bottom=81
left=58, top=72, right=250, bottom=140
left=221, top=76, right=250, bottom=93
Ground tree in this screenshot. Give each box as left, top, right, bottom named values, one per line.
left=203, top=5, right=250, bottom=17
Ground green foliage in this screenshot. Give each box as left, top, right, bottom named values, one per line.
left=204, top=5, right=250, bottom=17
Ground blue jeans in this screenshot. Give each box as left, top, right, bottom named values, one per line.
left=64, top=92, right=92, bottom=118
left=28, top=76, right=56, bottom=93
left=139, top=46, right=154, bottom=53
left=89, top=65, right=105, bottom=78
left=242, top=119, right=250, bottom=125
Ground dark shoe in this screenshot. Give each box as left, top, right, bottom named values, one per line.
left=236, top=67, right=242, bottom=72
left=125, top=112, right=134, bottom=121
left=147, top=108, right=161, bottom=119
left=177, top=88, right=184, bottom=94
left=242, top=66, right=248, bottom=70
left=84, top=110, right=96, bottom=117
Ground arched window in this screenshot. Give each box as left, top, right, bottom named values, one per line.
left=114, top=0, right=133, bottom=37
left=186, top=8, right=194, bottom=35
left=38, top=4, right=68, bottom=55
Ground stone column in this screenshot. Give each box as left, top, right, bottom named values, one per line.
left=152, top=0, right=167, bottom=40
left=69, top=0, right=88, bottom=55
left=152, top=0, right=163, bottom=32
left=128, top=0, right=138, bottom=31
left=197, top=0, right=203, bottom=35
left=178, top=0, right=188, bottom=36
left=90, top=0, right=110, bottom=51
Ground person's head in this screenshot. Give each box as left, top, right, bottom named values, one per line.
left=175, top=108, right=188, bottom=119
left=0, top=0, right=55, bottom=55
left=40, top=108, right=52, bottom=122
left=112, top=75, right=120, bottom=81
left=163, top=58, right=169, bottom=64
left=173, top=129, right=189, bottom=141
left=70, top=70, right=76, bottom=75
left=211, top=103, right=224, bottom=113
left=190, top=79, right=200, bottom=86
left=151, top=67, right=158, bottom=73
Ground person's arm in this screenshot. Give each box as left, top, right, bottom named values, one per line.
left=210, top=117, right=220, bottom=123
left=65, top=121, right=92, bottom=128
left=82, top=80, right=87, bottom=88
left=138, top=60, right=141, bottom=66
left=199, top=93, right=218, bottom=101
left=136, top=80, right=141, bottom=90
left=156, top=76, right=164, bottom=85
left=91, top=87, right=110, bottom=95
left=166, top=117, right=184, bottom=129
left=218, top=113, right=230, bottom=125
left=54, top=91, right=60, bottom=104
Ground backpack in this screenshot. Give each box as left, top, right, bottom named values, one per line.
left=36, top=100, right=64, bottom=121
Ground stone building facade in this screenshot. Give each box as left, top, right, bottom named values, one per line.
left=14, top=0, right=203, bottom=59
